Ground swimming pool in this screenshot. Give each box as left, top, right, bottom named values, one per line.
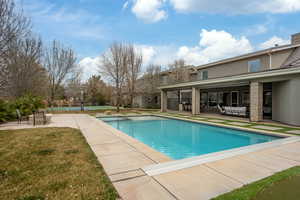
left=100, top=116, right=281, bottom=160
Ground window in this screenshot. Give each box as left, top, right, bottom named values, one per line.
left=198, top=71, right=208, bottom=80
left=248, top=59, right=261, bottom=72
left=202, top=71, right=208, bottom=80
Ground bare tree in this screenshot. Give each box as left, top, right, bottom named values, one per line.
left=167, top=59, right=190, bottom=84
left=44, top=40, right=77, bottom=105
left=6, top=35, right=47, bottom=97
left=143, top=64, right=161, bottom=95
left=126, top=44, right=142, bottom=107
left=99, top=42, right=128, bottom=112
left=64, top=69, right=83, bottom=100
left=0, top=0, right=30, bottom=91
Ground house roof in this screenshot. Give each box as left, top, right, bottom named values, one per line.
left=194, top=43, right=300, bottom=71
left=158, top=43, right=300, bottom=76
left=159, top=66, right=300, bottom=90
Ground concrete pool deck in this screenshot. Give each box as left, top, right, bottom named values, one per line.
left=1, top=114, right=300, bottom=200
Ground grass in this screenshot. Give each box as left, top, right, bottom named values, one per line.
left=212, top=166, right=300, bottom=200
left=158, top=112, right=300, bottom=136
left=0, top=128, right=118, bottom=200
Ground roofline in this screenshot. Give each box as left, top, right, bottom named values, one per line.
left=158, top=67, right=300, bottom=90
left=194, top=43, right=300, bottom=70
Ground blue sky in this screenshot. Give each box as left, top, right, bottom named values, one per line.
left=21, top=0, right=300, bottom=79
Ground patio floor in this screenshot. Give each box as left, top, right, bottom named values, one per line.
left=1, top=114, right=300, bottom=200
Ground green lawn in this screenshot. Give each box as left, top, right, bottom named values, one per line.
left=0, top=128, right=118, bottom=200
left=212, top=166, right=300, bottom=200
left=159, top=112, right=300, bottom=136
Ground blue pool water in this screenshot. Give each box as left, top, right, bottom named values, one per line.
left=100, top=116, right=281, bottom=160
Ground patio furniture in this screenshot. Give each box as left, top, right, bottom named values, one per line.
left=29, top=110, right=52, bottom=126
left=217, top=104, right=225, bottom=114
left=16, top=109, right=28, bottom=124
left=221, top=106, right=247, bottom=117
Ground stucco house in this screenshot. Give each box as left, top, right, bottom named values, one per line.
left=160, top=32, right=300, bottom=126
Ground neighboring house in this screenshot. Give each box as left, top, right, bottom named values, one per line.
left=133, top=74, right=161, bottom=109
left=133, top=65, right=196, bottom=108
left=160, top=32, right=300, bottom=126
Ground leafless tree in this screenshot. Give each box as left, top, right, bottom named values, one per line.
left=64, top=69, right=83, bottom=100
left=0, top=0, right=30, bottom=90
left=126, top=44, right=142, bottom=107
left=99, top=42, right=128, bottom=112
left=167, top=59, right=190, bottom=84
left=5, top=35, right=47, bottom=97
left=44, top=40, right=77, bottom=105
left=143, top=64, right=161, bottom=95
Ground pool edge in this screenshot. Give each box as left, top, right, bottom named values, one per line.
left=142, top=136, right=300, bottom=176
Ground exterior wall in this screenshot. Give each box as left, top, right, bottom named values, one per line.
left=197, top=55, right=269, bottom=80
left=273, top=76, right=300, bottom=126
left=133, top=94, right=161, bottom=108
left=196, top=49, right=293, bottom=80
left=133, top=95, right=144, bottom=108
left=271, top=49, right=292, bottom=69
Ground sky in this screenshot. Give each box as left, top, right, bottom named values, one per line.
left=20, top=0, right=300, bottom=80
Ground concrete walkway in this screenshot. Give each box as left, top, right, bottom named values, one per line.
left=1, top=114, right=300, bottom=200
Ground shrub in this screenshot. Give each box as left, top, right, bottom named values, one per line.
left=0, top=95, right=45, bottom=123
left=14, top=95, right=45, bottom=116
left=0, top=100, right=15, bottom=123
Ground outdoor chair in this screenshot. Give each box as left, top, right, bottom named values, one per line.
left=16, top=109, right=28, bottom=124
left=29, top=110, right=52, bottom=126
left=217, top=104, right=225, bottom=114
left=32, top=111, right=47, bottom=126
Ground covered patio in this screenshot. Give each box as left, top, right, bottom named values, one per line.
left=160, top=67, right=300, bottom=125
left=162, top=83, right=272, bottom=120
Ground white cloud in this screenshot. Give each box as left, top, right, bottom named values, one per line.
left=131, top=0, right=167, bottom=23
left=135, top=30, right=254, bottom=67
left=169, top=0, right=300, bottom=14
left=135, top=45, right=156, bottom=65
left=259, top=36, right=290, bottom=49
left=136, top=45, right=179, bottom=67
left=79, top=57, right=101, bottom=81
left=176, top=29, right=253, bottom=65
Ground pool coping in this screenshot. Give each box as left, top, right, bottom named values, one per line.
left=143, top=136, right=300, bottom=176
left=93, top=116, right=173, bottom=163
left=96, top=114, right=300, bottom=176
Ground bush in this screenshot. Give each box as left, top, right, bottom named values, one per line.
left=0, top=95, right=45, bottom=123
left=14, top=95, right=45, bottom=116
left=0, top=100, right=15, bottom=123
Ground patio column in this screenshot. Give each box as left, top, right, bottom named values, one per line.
left=161, top=90, right=167, bottom=112
left=192, top=87, right=200, bottom=115
left=250, top=81, right=263, bottom=122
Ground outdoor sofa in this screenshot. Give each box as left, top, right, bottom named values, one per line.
left=218, top=105, right=247, bottom=117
